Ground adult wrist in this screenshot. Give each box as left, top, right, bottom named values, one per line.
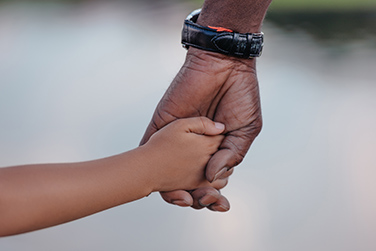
left=181, top=47, right=257, bottom=92
left=186, top=47, right=256, bottom=74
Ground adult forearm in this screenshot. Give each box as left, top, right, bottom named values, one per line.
left=198, top=0, right=272, bottom=33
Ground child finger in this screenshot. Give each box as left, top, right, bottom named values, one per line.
left=183, top=117, right=225, bottom=136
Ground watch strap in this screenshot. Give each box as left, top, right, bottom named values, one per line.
left=181, top=10, right=264, bottom=58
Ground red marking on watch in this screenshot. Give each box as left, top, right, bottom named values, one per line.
left=208, top=26, right=233, bottom=32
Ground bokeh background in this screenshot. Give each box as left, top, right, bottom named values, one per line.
left=1, top=0, right=376, bottom=250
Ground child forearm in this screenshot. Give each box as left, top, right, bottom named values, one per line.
left=0, top=148, right=152, bottom=236
left=0, top=117, right=224, bottom=236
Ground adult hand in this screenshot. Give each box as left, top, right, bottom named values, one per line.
left=140, top=47, right=262, bottom=211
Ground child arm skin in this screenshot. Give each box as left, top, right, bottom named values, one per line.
left=0, top=117, right=225, bottom=237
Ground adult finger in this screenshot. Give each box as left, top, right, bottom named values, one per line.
left=210, top=177, right=229, bottom=190
left=140, top=120, right=159, bottom=145
left=160, top=176, right=228, bottom=208
left=160, top=190, right=193, bottom=207
left=190, top=187, right=230, bottom=212
left=207, top=195, right=230, bottom=212
left=215, top=168, right=234, bottom=180
left=206, top=125, right=260, bottom=182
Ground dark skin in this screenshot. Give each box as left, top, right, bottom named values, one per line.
left=141, top=0, right=272, bottom=211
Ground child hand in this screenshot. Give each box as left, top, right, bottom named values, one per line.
left=0, top=117, right=223, bottom=236
left=141, top=117, right=225, bottom=192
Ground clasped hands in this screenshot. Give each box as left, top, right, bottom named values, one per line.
left=141, top=48, right=262, bottom=212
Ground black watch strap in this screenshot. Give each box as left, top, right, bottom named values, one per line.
left=181, top=9, right=264, bottom=59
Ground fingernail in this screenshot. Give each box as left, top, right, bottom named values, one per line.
left=171, top=199, right=191, bottom=207
left=212, top=167, right=227, bottom=182
left=214, top=122, right=225, bottom=130
left=217, top=205, right=230, bottom=212
left=199, top=195, right=214, bottom=207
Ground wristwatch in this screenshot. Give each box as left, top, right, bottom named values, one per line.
left=181, top=9, right=264, bottom=59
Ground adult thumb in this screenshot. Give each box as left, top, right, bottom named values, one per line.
left=185, top=117, right=225, bottom=136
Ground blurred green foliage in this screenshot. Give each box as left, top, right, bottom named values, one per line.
left=189, top=0, right=376, bottom=12
left=3, top=0, right=376, bottom=12
left=269, top=0, right=376, bottom=12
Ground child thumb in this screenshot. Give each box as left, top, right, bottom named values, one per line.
left=186, top=117, right=225, bottom=136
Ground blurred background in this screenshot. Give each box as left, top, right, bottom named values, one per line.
left=1, top=0, right=376, bottom=250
